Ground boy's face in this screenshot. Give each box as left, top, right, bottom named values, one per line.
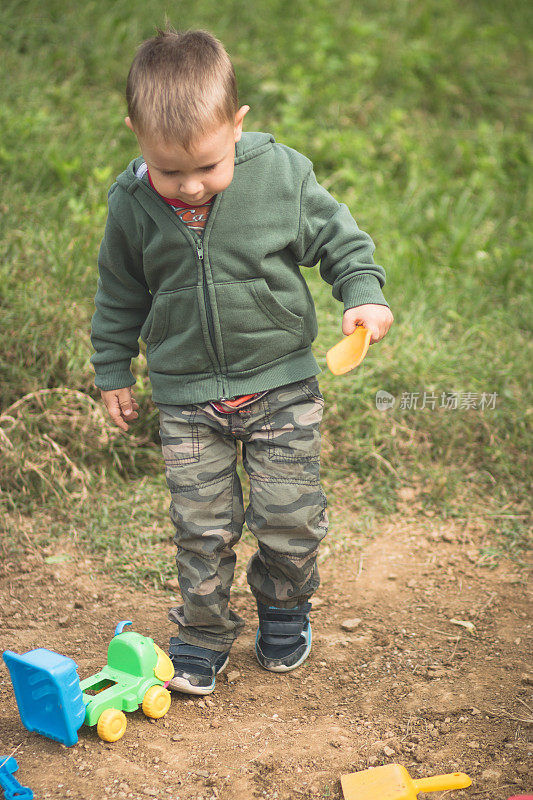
left=126, top=106, right=249, bottom=205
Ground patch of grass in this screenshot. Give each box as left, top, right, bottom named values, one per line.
left=476, top=515, right=532, bottom=569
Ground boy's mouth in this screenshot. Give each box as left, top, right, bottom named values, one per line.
left=180, top=193, right=211, bottom=205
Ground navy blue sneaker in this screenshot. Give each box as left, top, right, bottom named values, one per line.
left=168, top=637, right=230, bottom=695
left=255, top=602, right=312, bottom=672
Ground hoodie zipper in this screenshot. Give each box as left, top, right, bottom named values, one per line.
left=195, top=237, right=220, bottom=372
left=136, top=177, right=226, bottom=387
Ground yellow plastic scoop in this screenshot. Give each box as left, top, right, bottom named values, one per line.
left=341, top=765, right=472, bottom=800
left=326, top=326, right=371, bottom=375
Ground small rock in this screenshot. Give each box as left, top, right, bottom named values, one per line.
left=383, top=745, right=395, bottom=757
left=171, top=734, right=184, bottom=741
left=398, top=487, right=417, bottom=502
left=521, top=673, right=533, bottom=685
left=57, top=616, right=70, bottom=627
left=441, top=532, right=456, bottom=543
left=341, top=618, right=362, bottom=632
left=427, top=667, right=447, bottom=679
left=226, top=670, right=240, bottom=683
left=310, top=597, right=324, bottom=609
left=481, top=768, right=502, bottom=781
left=466, top=741, right=480, bottom=749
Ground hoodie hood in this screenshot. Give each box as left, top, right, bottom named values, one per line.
left=115, top=131, right=276, bottom=192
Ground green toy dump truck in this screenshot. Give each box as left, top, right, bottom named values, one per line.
left=3, top=621, right=174, bottom=745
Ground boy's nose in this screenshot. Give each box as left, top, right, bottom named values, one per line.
left=180, top=179, right=202, bottom=197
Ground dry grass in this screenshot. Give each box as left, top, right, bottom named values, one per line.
left=0, top=387, right=158, bottom=510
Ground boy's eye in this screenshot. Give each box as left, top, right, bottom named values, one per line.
left=159, top=164, right=216, bottom=176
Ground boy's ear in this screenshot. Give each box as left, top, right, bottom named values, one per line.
left=125, top=116, right=135, bottom=132
left=233, top=105, right=250, bottom=142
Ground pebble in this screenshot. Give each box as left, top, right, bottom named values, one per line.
left=171, top=734, right=184, bottom=741
left=481, top=768, right=502, bottom=781
left=521, top=672, right=533, bottom=685
left=341, top=618, right=362, bottom=632
left=427, top=667, right=447, bottom=679
left=226, top=670, right=241, bottom=683
left=383, top=745, right=395, bottom=757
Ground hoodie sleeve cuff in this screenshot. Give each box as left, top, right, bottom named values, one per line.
left=341, top=274, right=389, bottom=311
left=93, top=365, right=136, bottom=392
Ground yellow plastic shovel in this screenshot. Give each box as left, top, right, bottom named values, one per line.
left=341, top=764, right=472, bottom=800
left=326, top=326, right=371, bottom=375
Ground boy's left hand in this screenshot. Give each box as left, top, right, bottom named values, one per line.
left=342, top=304, right=394, bottom=344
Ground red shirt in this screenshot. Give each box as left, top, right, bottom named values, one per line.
left=147, top=171, right=214, bottom=236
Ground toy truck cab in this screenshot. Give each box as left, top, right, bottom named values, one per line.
left=3, top=622, right=174, bottom=745
left=80, top=628, right=173, bottom=741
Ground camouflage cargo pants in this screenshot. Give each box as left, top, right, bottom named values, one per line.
left=157, top=377, right=328, bottom=651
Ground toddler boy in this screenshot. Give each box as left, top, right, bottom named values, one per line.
left=91, top=28, right=393, bottom=694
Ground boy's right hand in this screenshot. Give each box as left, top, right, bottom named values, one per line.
left=100, top=387, right=139, bottom=431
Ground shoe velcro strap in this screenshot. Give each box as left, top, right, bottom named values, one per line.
left=169, top=640, right=219, bottom=671
left=261, top=631, right=303, bottom=647
left=259, top=620, right=305, bottom=640
left=258, top=603, right=311, bottom=645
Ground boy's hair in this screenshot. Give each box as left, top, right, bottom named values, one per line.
left=126, top=28, right=238, bottom=148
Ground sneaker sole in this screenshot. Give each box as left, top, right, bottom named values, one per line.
left=255, top=624, right=312, bottom=673
left=168, top=654, right=229, bottom=695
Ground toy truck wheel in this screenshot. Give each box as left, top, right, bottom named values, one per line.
left=142, top=685, right=171, bottom=719
left=96, top=708, right=127, bottom=742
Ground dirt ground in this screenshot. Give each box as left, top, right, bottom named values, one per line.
left=1, top=510, right=531, bottom=800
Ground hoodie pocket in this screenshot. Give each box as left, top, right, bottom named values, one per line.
left=214, top=279, right=303, bottom=372
left=144, top=286, right=212, bottom=376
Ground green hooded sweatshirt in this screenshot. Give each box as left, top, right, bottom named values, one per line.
left=90, top=132, right=387, bottom=404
